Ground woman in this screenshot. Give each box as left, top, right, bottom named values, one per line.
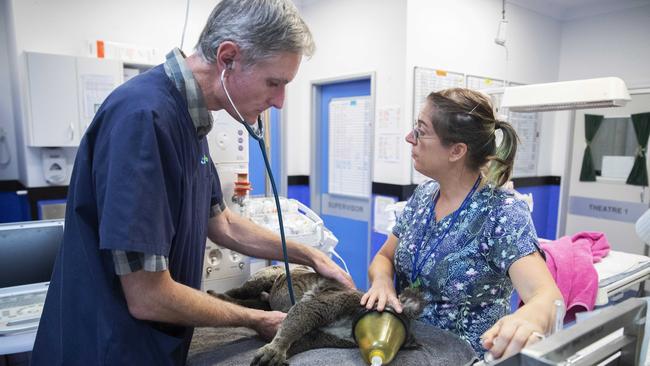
left=361, top=88, right=562, bottom=360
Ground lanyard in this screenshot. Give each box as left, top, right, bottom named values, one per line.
left=410, top=175, right=482, bottom=288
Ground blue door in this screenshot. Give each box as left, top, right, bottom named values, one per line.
left=315, top=78, right=372, bottom=289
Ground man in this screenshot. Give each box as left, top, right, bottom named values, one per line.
left=32, top=1, right=353, bottom=365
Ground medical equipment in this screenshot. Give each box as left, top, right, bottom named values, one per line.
left=201, top=195, right=344, bottom=293
left=353, top=309, right=407, bottom=366
left=494, top=0, right=508, bottom=47
left=202, top=110, right=251, bottom=294
left=501, top=77, right=631, bottom=113
left=220, top=67, right=297, bottom=304
left=491, top=297, right=647, bottom=365
left=0, top=220, right=63, bottom=337
left=244, top=196, right=346, bottom=271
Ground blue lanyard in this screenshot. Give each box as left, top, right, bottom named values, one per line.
left=410, top=176, right=482, bottom=288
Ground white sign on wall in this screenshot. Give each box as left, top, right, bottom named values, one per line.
left=569, top=196, right=647, bottom=223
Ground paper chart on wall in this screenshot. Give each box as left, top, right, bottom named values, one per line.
left=376, top=106, right=402, bottom=164
left=466, top=75, right=506, bottom=116
left=377, top=105, right=400, bottom=130
left=465, top=75, right=505, bottom=91
left=508, top=111, right=540, bottom=177
left=413, top=67, right=465, bottom=118
left=465, top=80, right=540, bottom=178
left=495, top=82, right=539, bottom=177
left=328, top=97, right=372, bottom=198
left=81, top=74, right=115, bottom=119
left=412, top=67, right=465, bottom=184
left=377, top=134, right=401, bottom=163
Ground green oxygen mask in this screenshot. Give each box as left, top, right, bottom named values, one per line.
left=353, top=308, right=407, bottom=366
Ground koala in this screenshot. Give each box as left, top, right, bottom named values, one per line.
left=208, top=265, right=424, bottom=366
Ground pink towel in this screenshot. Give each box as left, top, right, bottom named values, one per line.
left=540, top=232, right=610, bottom=322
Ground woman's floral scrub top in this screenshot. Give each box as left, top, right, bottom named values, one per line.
left=392, top=180, right=541, bottom=356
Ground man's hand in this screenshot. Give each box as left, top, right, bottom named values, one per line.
left=311, top=250, right=355, bottom=289
left=249, top=310, right=286, bottom=341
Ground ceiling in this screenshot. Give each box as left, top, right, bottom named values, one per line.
left=507, top=0, right=650, bottom=21
left=294, top=0, right=650, bottom=21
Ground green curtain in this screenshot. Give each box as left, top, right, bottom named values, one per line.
left=626, top=112, right=650, bottom=186
left=579, top=114, right=603, bottom=181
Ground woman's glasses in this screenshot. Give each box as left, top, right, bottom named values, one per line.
left=411, top=121, right=436, bottom=143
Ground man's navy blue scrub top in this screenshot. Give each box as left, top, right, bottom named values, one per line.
left=32, top=65, right=224, bottom=366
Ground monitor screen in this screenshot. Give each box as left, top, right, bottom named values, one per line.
left=0, top=221, right=63, bottom=288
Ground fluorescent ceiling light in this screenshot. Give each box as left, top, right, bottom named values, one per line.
left=501, top=77, right=631, bottom=112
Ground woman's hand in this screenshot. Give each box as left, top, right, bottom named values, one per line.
left=482, top=252, right=562, bottom=360
left=480, top=313, right=545, bottom=360
left=360, top=277, right=402, bottom=313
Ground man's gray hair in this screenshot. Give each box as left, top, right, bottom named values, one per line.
left=196, top=0, right=315, bottom=66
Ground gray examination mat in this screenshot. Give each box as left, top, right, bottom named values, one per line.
left=187, top=321, right=477, bottom=366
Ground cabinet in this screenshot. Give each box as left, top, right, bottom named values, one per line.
left=25, top=52, right=123, bottom=146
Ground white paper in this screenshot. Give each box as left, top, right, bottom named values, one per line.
left=413, top=67, right=465, bottom=118
left=508, top=111, right=540, bottom=177
left=373, top=196, right=397, bottom=234
left=377, top=106, right=401, bottom=131
left=465, top=75, right=505, bottom=91
left=328, top=97, right=372, bottom=198
left=377, top=134, right=401, bottom=162
left=81, top=74, right=115, bottom=119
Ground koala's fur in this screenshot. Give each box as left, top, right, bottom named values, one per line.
left=208, top=265, right=424, bottom=366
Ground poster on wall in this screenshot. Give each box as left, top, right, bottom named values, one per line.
left=465, top=75, right=505, bottom=91
left=80, top=74, right=115, bottom=121
left=508, top=111, right=540, bottom=177
left=412, top=67, right=465, bottom=184
left=328, top=97, right=372, bottom=198
left=376, top=106, right=402, bottom=164
left=482, top=82, right=540, bottom=178
left=501, top=82, right=539, bottom=178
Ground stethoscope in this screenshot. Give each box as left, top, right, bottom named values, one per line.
left=220, top=67, right=264, bottom=141
left=220, top=67, right=297, bottom=305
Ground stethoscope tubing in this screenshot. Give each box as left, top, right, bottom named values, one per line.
left=220, top=67, right=296, bottom=305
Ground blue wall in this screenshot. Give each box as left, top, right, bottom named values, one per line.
left=516, top=184, right=560, bottom=240
left=0, top=192, right=31, bottom=223
left=287, top=184, right=310, bottom=207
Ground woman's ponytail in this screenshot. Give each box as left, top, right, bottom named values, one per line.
left=486, top=120, right=519, bottom=187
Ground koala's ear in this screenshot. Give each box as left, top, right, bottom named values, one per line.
left=398, top=288, right=425, bottom=319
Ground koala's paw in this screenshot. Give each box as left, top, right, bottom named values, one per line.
left=250, top=344, right=288, bottom=366
left=398, top=288, right=425, bottom=319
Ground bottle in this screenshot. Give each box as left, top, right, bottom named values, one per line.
left=353, top=309, right=407, bottom=365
